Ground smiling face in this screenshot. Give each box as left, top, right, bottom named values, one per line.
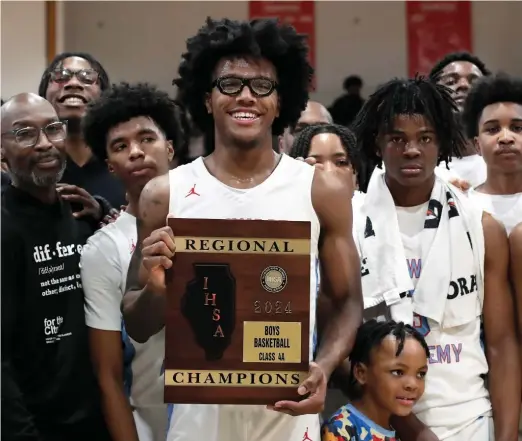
left=45, top=56, right=102, bottom=121
left=354, top=336, right=428, bottom=420
left=1, top=96, right=66, bottom=189
left=206, top=57, right=280, bottom=149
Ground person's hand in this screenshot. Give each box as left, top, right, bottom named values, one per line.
left=449, top=177, right=471, bottom=192
left=141, top=226, right=176, bottom=295
left=267, top=362, right=327, bottom=416
left=56, top=183, right=102, bottom=220
left=295, top=156, right=323, bottom=169
left=99, top=208, right=122, bottom=228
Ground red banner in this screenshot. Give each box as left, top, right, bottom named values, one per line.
left=249, top=1, right=316, bottom=89
left=407, top=1, right=472, bottom=77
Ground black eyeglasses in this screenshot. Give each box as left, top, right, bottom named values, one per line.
left=50, top=68, right=99, bottom=85
left=1, top=121, right=68, bottom=148
left=212, top=76, right=278, bottom=98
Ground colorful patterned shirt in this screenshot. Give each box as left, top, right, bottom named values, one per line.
left=322, top=403, right=398, bottom=441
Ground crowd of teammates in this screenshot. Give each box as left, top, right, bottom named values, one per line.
left=1, top=16, right=521, bottom=441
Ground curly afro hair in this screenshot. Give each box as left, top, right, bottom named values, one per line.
left=82, top=82, right=179, bottom=162
left=289, top=123, right=361, bottom=177
left=351, top=76, right=468, bottom=191
left=38, top=52, right=110, bottom=98
left=429, top=51, right=490, bottom=82
left=462, top=72, right=522, bottom=139
left=173, top=17, right=313, bottom=137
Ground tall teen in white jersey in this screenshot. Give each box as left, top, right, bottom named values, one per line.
left=349, top=77, right=519, bottom=441
left=461, top=73, right=522, bottom=236
left=430, top=52, right=491, bottom=189
left=122, top=18, right=363, bottom=441
left=462, top=71, right=522, bottom=440
left=81, top=83, right=177, bottom=441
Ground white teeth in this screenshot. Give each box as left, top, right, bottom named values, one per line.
left=232, top=112, right=258, bottom=120
left=63, top=97, right=84, bottom=105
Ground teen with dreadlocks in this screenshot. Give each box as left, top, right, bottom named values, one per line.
left=463, top=73, right=522, bottom=235
left=429, top=52, right=490, bottom=188
left=122, top=17, right=362, bottom=441
left=350, top=77, right=519, bottom=441
left=39, top=52, right=126, bottom=208
left=322, top=320, right=429, bottom=441
left=81, top=82, right=177, bottom=441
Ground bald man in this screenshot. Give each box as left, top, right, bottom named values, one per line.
left=279, top=100, right=332, bottom=153
left=1, top=94, right=110, bottom=441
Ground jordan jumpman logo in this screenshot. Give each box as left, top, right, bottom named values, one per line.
left=185, top=184, right=201, bottom=198
left=302, top=427, right=312, bottom=441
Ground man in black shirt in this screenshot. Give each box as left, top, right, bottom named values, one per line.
left=39, top=51, right=126, bottom=208
left=1, top=93, right=111, bottom=441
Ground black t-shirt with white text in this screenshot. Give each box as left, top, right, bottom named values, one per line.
left=1, top=185, right=110, bottom=441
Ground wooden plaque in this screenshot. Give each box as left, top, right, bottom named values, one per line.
left=164, top=218, right=311, bottom=405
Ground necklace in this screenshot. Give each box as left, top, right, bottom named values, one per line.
left=211, top=152, right=281, bottom=185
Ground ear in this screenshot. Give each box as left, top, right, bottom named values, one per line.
left=352, top=362, right=368, bottom=387
left=473, top=136, right=482, bottom=156
left=205, top=93, right=212, bottom=114
left=105, top=159, right=114, bottom=173
left=166, top=140, right=175, bottom=162
left=275, top=96, right=281, bottom=118
left=278, top=135, right=284, bottom=153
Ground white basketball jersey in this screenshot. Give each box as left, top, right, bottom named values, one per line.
left=469, top=189, right=522, bottom=235
left=81, top=212, right=167, bottom=441
left=168, top=155, right=320, bottom=357
left=435, top=155, right=487, bottom=189
left=165, top=155, right=322, bottom=441
left=396, top=205, right=491, bottom=440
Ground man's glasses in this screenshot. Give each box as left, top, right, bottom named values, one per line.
left=50, top=68, right=99, bottom=85
left=1, top=121, right=68, bottom=148
left=212, top=76, right=278, bottom=98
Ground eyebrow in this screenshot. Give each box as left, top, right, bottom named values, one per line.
left=12, top=117, right=59, bottom=128
left=387, top=128, right=434, bottom=135
left=309, top=152, right=347, bottom=158
left=483, top=118, right=522, bottom=125
left=109, top=128, right=159, bottom=146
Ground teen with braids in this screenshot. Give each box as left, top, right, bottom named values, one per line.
left=429, top=52, right=490, bottom=188
left=122, top=17, right=362, bottom=441
left=462, top=72, right=522, bottom=235
left=289, top=122, right=363, bottom=198
left=81, top=83, right=178, bottom=441
left=322, top=320, right=429, bottom=441
left=350, top=77, right=519, bottom=441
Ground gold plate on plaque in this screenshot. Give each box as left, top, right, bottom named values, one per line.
left=243, top=321, right=302, bottom=363
left=164, top=369, right=307, bottom=387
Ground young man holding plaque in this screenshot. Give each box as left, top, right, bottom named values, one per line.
left=123, top=17, right=363, bottom=441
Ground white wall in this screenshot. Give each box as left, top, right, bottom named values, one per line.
left=1, top=1, right=46, bottom=100
left=63, top=1, right=522, bottom=106
left=2, top=2, right=520, bottom=105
